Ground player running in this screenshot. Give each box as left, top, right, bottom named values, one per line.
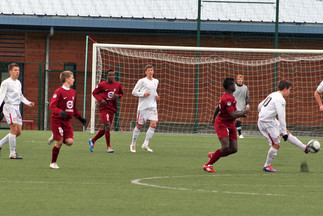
left=0, top=63, right=34, bottom=159
left=48, top=71, right=86, bottom=169
left=130, top=64, right=159, bottom=153
left=258, top=79, right=311, bottom=172
left=203, top=78, right=250, bottom=173
left=88, top=70, right=123, bottom=153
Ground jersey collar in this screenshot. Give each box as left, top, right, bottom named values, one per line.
left=62, top=85, right=70, bottom=90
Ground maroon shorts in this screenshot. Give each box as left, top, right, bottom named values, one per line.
left=100, top=109, right=115, bottom=124
left=51, top=118, right=74, bottom=140
left=214, top=120, right=237, bottom=140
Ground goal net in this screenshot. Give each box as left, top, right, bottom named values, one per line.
left=88, top=44, right=323, bottom=137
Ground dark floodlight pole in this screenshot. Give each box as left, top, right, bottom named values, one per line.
left=197, top=0, right=201, bottom=48
left=194, top=0, right=202, bottom=133
left=274, top=0, right=279, bottom=91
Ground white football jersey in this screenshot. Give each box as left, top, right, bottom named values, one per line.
left=317, top=81, right=323, bottom=93
left=132, top=77, right=159, bottom=111
left=0, top=77, right=31, bottom=107
left=258, top=91, right=287, bottom=135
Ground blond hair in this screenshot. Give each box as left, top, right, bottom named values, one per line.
left=236, top=74, right=244, bottom=80
left=59, top=71, right=73, bottom=83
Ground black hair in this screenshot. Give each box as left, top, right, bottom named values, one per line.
left=223, top=78, right=235, bottom=90
left=277, top=79, right=292, bottom=91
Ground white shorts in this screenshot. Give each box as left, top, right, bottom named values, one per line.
left=3, top=104, right=23, bottom=125
left=136, top=109, right=158, bottom=125
left=258, top=119, right=280, bottom=146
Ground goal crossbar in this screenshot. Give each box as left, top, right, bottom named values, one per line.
left=93, top=43, right=323, bottom=54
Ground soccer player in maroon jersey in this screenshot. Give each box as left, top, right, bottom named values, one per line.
left=88, top=70, right=123, bottom=153
left=203, top=78, right=250, bottom=173
left=48, top=71, right=86, bottom=169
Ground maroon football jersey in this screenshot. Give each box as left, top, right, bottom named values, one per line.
left=49, top=86, right=81, bottom=121
left=216, top=92, right=237, bottom=123
left=92, top=81, right=123, bottom=112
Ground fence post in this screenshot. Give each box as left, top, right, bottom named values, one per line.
left=38, top=62, right=42, bottom=130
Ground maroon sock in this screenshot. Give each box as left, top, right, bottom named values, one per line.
left=105, top=131, right=110, bottom=148
left=92, top=129, right=105, bottom=143
left=205, top=149, right=222, bottom=166
left=51, top=146, right=60, bottom=163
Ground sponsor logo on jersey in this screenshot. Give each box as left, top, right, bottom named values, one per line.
left=107, top=91, right=114, bottom=99
left=67, top=100, right=74, bottom=109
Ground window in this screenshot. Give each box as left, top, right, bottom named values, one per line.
left=64, top=63, right=76, bottom=89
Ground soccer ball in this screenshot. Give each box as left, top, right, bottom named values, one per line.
left=307, top=140, right=320, bottom=153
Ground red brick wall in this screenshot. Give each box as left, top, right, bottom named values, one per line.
left=0, top=31, right=322, bottom=131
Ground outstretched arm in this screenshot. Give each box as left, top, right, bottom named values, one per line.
left=92, top=84, right=104, bottom=102
left=212, top=105, right=220, bottom=123
left=20, top=93, right=34, bottom=107
left=0, top=81, right=8, bottom=106
left=314, top=90, right=323, bottom=111
left=229, top=105, right=250, bottom=119
left=132, top=80, right=145, bottom=97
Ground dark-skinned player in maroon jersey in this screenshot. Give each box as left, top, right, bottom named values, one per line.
left=88, top=70, right=123, bottom=153
left=203, top=78, right=250, bottom=173
left=48, top=71, right=86, bottom=169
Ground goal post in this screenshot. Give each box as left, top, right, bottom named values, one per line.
left=88, top=43, right=323, bottom=137
left=89, top=44, right=97, bottom=134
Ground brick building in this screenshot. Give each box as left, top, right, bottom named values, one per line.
left=0, top=0, right=322, bottom=132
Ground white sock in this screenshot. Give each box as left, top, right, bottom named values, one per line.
left=0, top=133, right=10, bottom=148
left=9, top=133, right=16, bottom=156
left=144, top=127, right=155, bottom=146
left=264, top=147, right=278, bottom=167
left=131, top=127, right=141, bottom=146
left=287, top=133, right=306, bottom=151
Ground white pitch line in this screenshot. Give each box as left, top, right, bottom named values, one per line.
left=0, top=180, right=109, bottom=185
left=131, top=175, right=323, bottom=198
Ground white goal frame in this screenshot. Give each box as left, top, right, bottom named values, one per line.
left=90, top=43, right=323, bottom=134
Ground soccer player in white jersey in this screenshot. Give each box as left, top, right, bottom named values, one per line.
left=130, top=65, right=159, bottom=153
left=258, top=79, right=310, bottom=172
left=314, top=80, right=323, bottom=111
left=0, top=63, right=35, bottom=159
left=233, top=74, right=250, bottom=139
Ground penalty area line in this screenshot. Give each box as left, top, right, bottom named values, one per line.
left=131, top=175, right=317, bottom=198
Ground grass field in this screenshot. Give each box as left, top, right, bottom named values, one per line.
left=0, top=130, right=323, bottom=216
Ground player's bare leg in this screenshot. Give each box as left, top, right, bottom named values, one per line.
left=204, top=137, right=235, bottom=173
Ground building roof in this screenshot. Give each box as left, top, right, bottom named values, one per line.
left=1, top=0, right=323, bottom=34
